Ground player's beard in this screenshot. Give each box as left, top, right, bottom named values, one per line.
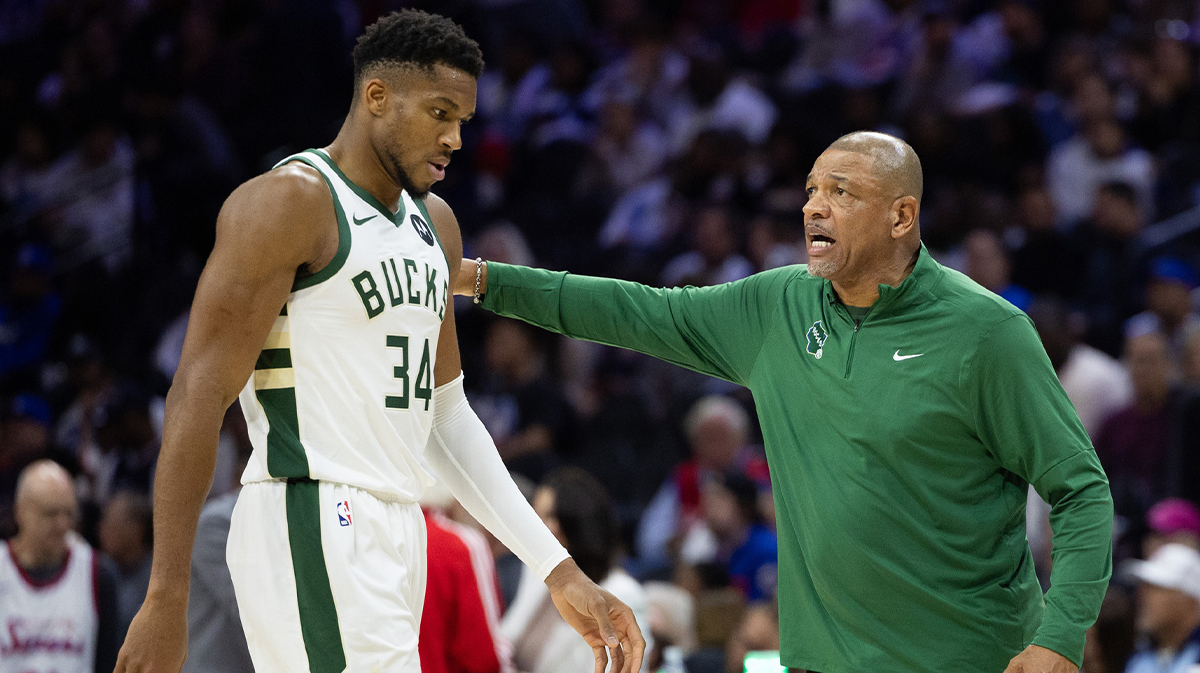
left=381, top=142, right=428, bottom=199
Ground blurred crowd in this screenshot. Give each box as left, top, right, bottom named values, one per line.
left=2, top=0, right=1200, bottom=671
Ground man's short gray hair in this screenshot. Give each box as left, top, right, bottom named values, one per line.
left=683, top=395, right=749, bottom=442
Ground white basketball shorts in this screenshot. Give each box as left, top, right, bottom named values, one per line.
left=227, top=479, right=427, bottom=673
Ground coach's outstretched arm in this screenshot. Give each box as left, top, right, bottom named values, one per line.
left=116, top=164, right=337, bottom=673
left=425, top=198, right=645, bottom=673
left=454, top=260, right=797, bottom=387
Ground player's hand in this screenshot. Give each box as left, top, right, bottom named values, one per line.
left=545, top=559, right=646, bottom=673
left=113, top=593, right=188, bottom=673
left=1001, top=644, right=1078, bottom=673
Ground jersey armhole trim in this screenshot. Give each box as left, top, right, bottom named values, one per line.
left=279, top=153, right=352, bottom=292
left=414, top=197, right=450, bottom=269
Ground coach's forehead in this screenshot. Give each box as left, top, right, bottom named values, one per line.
left=823, top=131, right=923, bottom=200
left=808, top=150, right=884, bottom=191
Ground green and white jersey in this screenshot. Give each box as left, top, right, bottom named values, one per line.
left=238, top=148, right=451, bottom=501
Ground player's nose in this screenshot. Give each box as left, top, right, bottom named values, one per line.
left=440, top=124, right=462, bottom=151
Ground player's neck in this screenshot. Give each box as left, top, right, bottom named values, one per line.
left=326, top=125, right=403, bottom=214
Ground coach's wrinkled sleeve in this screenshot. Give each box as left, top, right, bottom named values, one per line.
left=966, top=315, right=1113, bottom=667
left=481, top=263, right=798, bottom=386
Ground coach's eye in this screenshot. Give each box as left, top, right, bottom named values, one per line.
left=837, top=188, right=846, bottom=196
left=805, top=187, right=815, bottom=196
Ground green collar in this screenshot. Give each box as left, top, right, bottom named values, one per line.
left=821, top=243, right=943, bottom=316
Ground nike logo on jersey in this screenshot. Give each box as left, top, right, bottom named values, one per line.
left=893, top=350, right=924, bottom=361
left=353, top=214, right=378, bottom=226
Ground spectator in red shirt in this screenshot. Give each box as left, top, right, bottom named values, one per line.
left=419, top=482, right=513, bottom=673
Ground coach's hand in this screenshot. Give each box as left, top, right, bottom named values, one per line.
left=545, top=558, right=646, bottom=673
left=1001, top=644, right=1078, bottom=673
left=114, top=593, right=188, bottom=673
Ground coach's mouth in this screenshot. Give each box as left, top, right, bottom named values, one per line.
left=807, top=232, right=836, bottom=256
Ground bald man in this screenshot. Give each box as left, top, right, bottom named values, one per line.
left=456, top=132, right=1113, bottom=673
left=0, top=460, right=122, bottom=673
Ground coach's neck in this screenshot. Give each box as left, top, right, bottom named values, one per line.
left=832, top=242, right=921, bottom=308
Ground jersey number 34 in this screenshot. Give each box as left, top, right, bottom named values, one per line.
left=385, top=335, right=433, bottom=411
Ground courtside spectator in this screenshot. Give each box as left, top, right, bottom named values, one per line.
left=1145, top=500, right=1200, bottom=558
left=1028, top=298, right=1132, bottom=438
left=1096, top=332, right=1175, bottom=521
left=1122, top=544, right=1200, bottom=673
left=1126, top=257, right=1200, bottom=356
left=699, top=473, right=777, bottom=602
left=503, top=468, right=652, bottom=673
left=1081, top=588, right=1136, bottom=673
left=472, top=319, right=573, bottom=482
left=963, top=228, right=1033, bottom=311
left=0, top=460, right=121, bottom=673
left=661, top=204, right=754, bottom=288
left=723, top=601, right=779, bottom=673
left=420, top=481, right=513, bottom=673
left=97, top=491, right=152, bottom=636
left=637, top=396, right=767, bottom=573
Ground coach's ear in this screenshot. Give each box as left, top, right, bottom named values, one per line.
left=891, top=195, right=919, bottom=239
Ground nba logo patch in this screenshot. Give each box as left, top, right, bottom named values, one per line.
left=336, top=500, right=352, bottom=526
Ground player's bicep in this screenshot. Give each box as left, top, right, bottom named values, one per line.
left=173, top=174, right=327, bottom=402
left=433, top=300, right=464, bottom=387
left=426, top=194, right=466, bottom=387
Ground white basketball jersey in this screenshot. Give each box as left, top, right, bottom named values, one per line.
left=0, top=538, right=98, bottom=673
left=238, top=148, right=450, bottom=500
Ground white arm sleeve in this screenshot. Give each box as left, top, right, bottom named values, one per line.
left=424, top=373, right=570, bottom=581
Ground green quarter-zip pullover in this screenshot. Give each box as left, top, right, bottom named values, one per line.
left=480, top=245, right=1112, bottom=673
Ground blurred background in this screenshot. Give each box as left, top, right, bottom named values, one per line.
left=1, top=0, right=1199, bottom=672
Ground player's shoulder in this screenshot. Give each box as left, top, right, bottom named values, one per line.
left=418, top=192, right=463, bottom=259
left=215, top=161, right=332, bottom=244
left=227, top=161, right=329, bottom=213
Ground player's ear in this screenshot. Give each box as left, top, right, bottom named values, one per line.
left=891, top=196, right=918, bottom=239
left=362, top=79, right=389, bottom=117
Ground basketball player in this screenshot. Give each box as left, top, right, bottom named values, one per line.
left=115, top=11, right=643, bottom=673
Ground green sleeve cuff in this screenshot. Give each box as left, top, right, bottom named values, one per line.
left=1031, top=631, right=1084, bottom=668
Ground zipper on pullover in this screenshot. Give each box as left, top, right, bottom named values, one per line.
left=844, top=322, right=859, bottom=378
left=839, top=305, right=872, bottom=379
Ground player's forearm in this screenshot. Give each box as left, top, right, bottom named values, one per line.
left=424, top=374, right=570, bottom=580
left=1030, top=452, right=1113, bottom=666
left=145, top=377, right=229, bottom=600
